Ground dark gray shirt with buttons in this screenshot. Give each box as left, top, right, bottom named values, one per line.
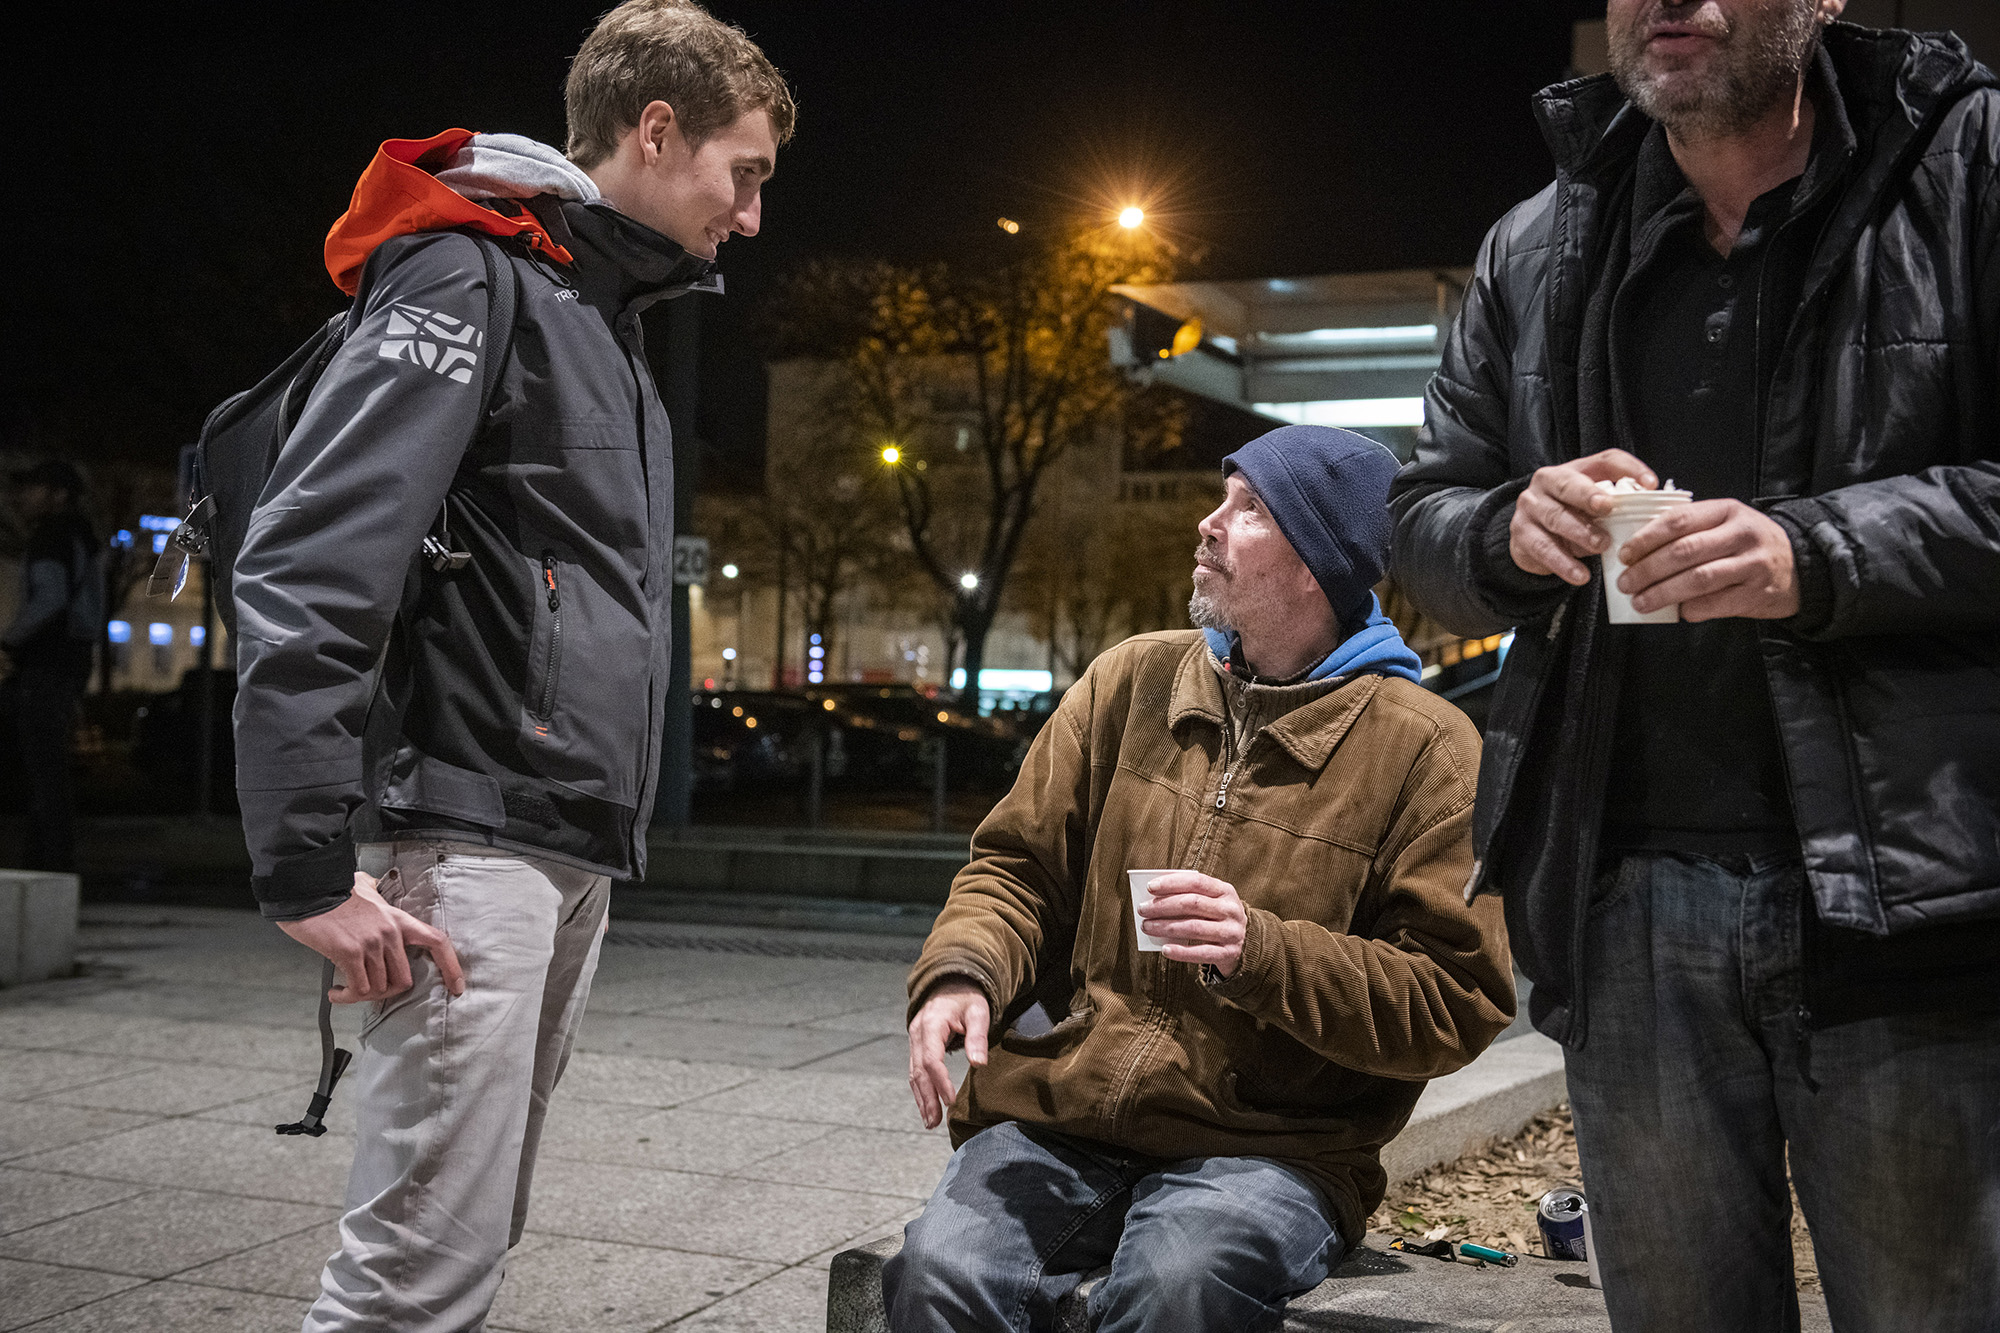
left=1601, top=122, right=1833, bottom=856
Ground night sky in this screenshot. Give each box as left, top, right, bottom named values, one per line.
left=15, top=2, right=1605, bottom=490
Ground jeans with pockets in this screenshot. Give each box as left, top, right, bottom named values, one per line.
left=1566, top=852, right=2000, bottom=1333
left=302, top=841, right=609, bottom=1333
left=883, top=1120, right=1345, bottom=1333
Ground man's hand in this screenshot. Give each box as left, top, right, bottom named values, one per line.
left=1138, top=871, right=1248, bottom=976
left=1509, top=449, right=1657, bottom=585
left=277, top=871, right=465, bottom=1005
left=907, top=981, right=988, bottom=1130
left=1615, top=499, right=1799, bottom=621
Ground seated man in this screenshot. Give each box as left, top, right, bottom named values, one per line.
left=889, top=424, right=1515, bottom=1333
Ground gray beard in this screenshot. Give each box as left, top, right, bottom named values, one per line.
left=1187, top=588, right=1229, bottom=632
left=1611, top=2, right=1819, bottom=143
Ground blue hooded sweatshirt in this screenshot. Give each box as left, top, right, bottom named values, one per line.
left=1203, top=593, right=1423, bottom=685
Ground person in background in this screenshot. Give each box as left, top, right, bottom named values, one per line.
left=2, top=459, right=101, bottom=872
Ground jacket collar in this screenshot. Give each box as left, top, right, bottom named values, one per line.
left=1167, top=635, right=1384, bottom=773
left=547, top=199, right=721, bottom=315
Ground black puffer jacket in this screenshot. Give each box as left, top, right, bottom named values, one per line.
left=1389, top=25, right=2000, bottom=1045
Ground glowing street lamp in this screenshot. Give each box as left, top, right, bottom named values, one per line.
left=997, top=217, right=1021, bottom=235
left=1118, top=206, right=1144, bottom=229
left=959, top=572, right=980, bottom=591
left=721, top=563, right=739, bottom=579
left=881, top=445, right=902, bottom=465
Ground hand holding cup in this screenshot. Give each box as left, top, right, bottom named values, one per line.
left=1132, top=870, right=1247, bottom=976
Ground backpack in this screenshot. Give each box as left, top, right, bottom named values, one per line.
left=151, top=233, right=520, bottom=627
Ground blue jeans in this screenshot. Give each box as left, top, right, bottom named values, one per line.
left=1567, top=852, right=2000, bottom=1332
left=883, top=1121, right=1345, bottom=1333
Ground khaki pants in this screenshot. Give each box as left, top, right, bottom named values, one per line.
left=303, top=841, right=610, bottom=1333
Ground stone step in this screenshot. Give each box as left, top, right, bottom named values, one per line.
left=0, top=869, right=79, bottom=986
left=828, top=1232, right=1616, bottom=1332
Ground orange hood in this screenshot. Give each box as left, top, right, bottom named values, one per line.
left=324, top=129, right=575, bottom=296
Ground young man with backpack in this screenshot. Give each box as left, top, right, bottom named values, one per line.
left=225, top=4, right=793, bottom=1327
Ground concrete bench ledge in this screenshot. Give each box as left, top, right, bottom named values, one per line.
left=0, top=870, right=80, bottom=986
left=828, top=1232, right=1614, bottom=1332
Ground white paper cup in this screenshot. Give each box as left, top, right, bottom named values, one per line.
left=1597, top=490, right=1691, bottom=625
left=1127, top=870, right=1173, bottom=952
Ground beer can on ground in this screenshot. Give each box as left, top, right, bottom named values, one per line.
left=1537, top=1188, right=1589, bottom=1262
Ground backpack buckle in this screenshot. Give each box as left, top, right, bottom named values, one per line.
left=147, top=495, right=217, bottom=600
left=423, top=536, right=471, bottom=573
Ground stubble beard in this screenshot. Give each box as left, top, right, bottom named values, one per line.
left=1609, top=1, right=1820, bottom=143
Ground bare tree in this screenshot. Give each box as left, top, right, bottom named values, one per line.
left=773, top=222, right=1172, bottom=705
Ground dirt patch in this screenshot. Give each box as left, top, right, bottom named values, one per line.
left=1366, top=1104, right=1819, bottom=1294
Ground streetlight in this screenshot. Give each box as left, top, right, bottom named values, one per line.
left=881, top=445, right=902, bottom=465
left=1118, top=206, right=1144, bottom=229
left=997, top=217, right=1020, bottom=235
left=721, top=563, right=739, bottom=579
left=959, top=572, right=980, bottom=591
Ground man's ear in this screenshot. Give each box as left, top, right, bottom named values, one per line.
left=634, top=99, right=680, bottom=165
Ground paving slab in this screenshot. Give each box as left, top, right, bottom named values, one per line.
left=0, top=1005, right=153, bottom=1053
left=175, top=1222, right=342, bottom=1300
left=485, top=1237, right=775, bottom=1333
left=33, top=1061, right=301, bottom=1118
left=550, top=1053, right=759, bottom=1110
left=0, top=1103, right=157, bottom=1164
left=789, top=1034, right=921, bottom=1078
left=32, top=980, right=311, bottom=1028
left=584, top=966, right=788, bottom=1017
left=802, top=1005, right=913, bottom=1037
left=576, top=1012, right=881, bottom=1069
left=733, top=1128, right=956, bottom=1201
left=7, top=1277, right=307, bottom=1332
left=680, top=1070, right=947, bottom=1133
left=61, top=1013, right=324, bottom=1072
left=0, top=1170, right=147, bottom=1237
left=0, top=1050, right=149, bottom=1101
left=526, top=1159, right=911, bottom=1264
left=669, top=1264, right=833, bottom=1333
left=534, top=1101, right=838, bottom=1176
left=13, top=1116, right=353, bottom=1206
left=0, top=1256, right=142, bottom=1332
left=0, top=1187, right=335, bottom=1278
left=650, top=971, right=910, bottom=1027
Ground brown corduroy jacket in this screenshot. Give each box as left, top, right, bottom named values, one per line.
left=907, top=631, right=1514, bottom=1242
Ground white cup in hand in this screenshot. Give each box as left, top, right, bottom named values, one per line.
left=1127, top=870, right=1173, bottom=952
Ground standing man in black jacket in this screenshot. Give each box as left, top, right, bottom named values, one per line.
left=230, top=4, right=793, bottom=1328
left=1390, top=3, right=1999, bottom=1329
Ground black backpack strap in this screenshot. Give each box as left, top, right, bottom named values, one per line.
left=275, top=958, right=352, bottom=1137
left=423, top=233, right=522, bottom=573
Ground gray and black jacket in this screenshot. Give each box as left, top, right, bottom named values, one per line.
left=1389, top=25, right=2000, bottom=1043
left=234, top=157, right=714, bottom=921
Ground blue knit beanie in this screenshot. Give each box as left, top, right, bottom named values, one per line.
left=1221, top=424, right=1399, bottom=636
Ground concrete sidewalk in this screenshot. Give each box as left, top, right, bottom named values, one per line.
left=0, top=906, right=1554, bottom=1332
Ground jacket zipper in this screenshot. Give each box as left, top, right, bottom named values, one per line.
left=1106, top=707, right=1246, bottom=1134
left=537, top=554, right=563, bottom=721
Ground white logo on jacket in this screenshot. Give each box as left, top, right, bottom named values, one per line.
left=377, top=304, right=483, bottom=384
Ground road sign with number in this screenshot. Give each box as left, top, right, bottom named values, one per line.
left=673, top=536, right=710, bottom=586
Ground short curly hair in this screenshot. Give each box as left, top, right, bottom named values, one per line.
left=565, top=0, right=797, bottom=170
